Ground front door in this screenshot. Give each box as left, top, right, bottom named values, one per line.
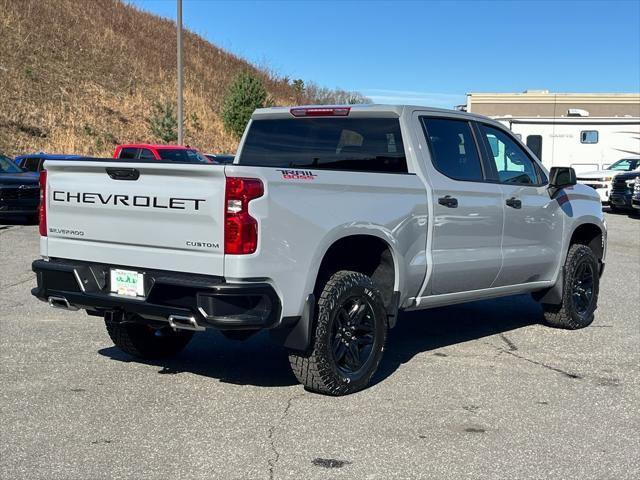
left=419, top=116, right=504, bottom=295
left=477, top=124, right=563, bottom=287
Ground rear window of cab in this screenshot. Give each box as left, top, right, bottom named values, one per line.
left=239, top=118, right=408, bottom=173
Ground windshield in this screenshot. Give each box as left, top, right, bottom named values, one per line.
left=0, top=155, right=23, bottom=174
left=156, top=149, right=208, bottom=163
left=607, top=158, right=640, bottom=171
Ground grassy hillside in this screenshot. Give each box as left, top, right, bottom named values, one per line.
left=0, top=0, right=313, bottom=157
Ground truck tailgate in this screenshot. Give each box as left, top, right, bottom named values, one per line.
left=43, top=161, right=225, bottom=276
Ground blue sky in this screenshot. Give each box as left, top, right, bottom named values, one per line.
left=129, top=0, right=640, bottom=108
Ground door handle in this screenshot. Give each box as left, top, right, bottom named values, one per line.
left=106, top=168, right=140, bottom=181
left=438, top=195, right=458, bottom=208
left=506, top=197, right=522, bottom=209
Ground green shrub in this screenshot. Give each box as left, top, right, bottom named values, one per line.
left=189, top=112, right=202, bottom=132
left=222, top=73, right=268, bottom=138
left=147, top=101, right=178, bottom=143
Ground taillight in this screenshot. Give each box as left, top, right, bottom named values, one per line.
left=224, top=177, right=263, bottom=254
left=290, top=107, right=350, bottom=117
left=38, top=170, right=47, bottom=236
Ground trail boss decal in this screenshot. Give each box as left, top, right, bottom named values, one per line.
left=276, top=169, right=317, bottom=180
left=52, top=191, right=205, bottom=210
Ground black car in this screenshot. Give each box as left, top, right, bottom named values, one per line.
left=0, top=154, right=40, bottom=221
left=609, top=171, right=639, bottom=211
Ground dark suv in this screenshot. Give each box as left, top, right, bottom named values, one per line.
left=15, top=153, right=82, bottom=172
left=0, top=154, right=40, bottom=221
left=609, top=171, right=640, bottom=211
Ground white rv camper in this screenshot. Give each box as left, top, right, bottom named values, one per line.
left=494, top=116, right=640, bottom=174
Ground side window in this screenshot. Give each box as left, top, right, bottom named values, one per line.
left=139, top=149, right=156, bottom=160
left=526, top=135, right=543, bottom=161
left=118, top=148, right=138, bottom=159
left=421, top=118, right=484, bottom=182
left=22, top=158, right=40, bottom=171
left=580, top=130, right=598, bottom=144
left=480, top=125, right=539, bottom=185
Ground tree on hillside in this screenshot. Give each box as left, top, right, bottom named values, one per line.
left=222, top=73, right=268, bottom=138
left=304, top=82, right=372, bottom=105
left=292, top=79, right=305, bottom=103
left=147, top=102, right=178, bottom=143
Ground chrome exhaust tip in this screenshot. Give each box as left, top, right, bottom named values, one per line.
left=48, top=296, right=79, bottom=311
left=168, top=314, right=205, bottom=332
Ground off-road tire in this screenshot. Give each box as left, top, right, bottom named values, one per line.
left=105, top=317, right=194, bottom=358
left=542, top=244, right=599, bottom=329
left=288, top=271, right=388, bottom=396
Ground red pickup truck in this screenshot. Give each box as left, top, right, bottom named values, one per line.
left=113, top=144, right=210, bottom=163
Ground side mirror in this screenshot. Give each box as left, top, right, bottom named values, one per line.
left=548, top=166, right=577, bottom=198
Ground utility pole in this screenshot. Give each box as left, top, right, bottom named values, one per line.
left=176, top=0, right=183, bottom=145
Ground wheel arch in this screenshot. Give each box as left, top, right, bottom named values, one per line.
left=312, top=233, right=401, bottom=314
left=533, top=220, right=605, bottom=305
left=568, top=222, right=605, bottom=262
left=273, top=229, right=404, bottom=352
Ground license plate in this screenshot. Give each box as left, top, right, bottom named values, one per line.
left=110, top=268, right=145, bottom=298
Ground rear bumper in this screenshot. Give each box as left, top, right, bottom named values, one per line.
left=31, top=258, right=282, bottom=330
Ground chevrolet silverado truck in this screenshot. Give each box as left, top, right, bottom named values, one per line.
left=31, top=105, right=607, bottom=395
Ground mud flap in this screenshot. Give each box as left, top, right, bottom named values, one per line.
left=532, top=268, right=564, bottom=305
left=270, top=294, right=315, bottom=352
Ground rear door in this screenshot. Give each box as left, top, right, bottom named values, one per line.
left=44, top=160, right=226, bottom=276
left=477, top=123, right=562, bottom=286
left=418, top=116, right=504, bottom=295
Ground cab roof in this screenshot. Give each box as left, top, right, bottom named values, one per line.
left=252, top=104, right=493, bottom=123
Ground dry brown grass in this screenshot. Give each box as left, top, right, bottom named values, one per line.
left=0, top=0, right=308, bottom=157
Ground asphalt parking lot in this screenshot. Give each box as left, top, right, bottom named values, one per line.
left=1, top=211, right=638, bottom=480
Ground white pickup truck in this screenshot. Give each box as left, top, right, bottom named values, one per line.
left=32, top=105, right=607, bottom=395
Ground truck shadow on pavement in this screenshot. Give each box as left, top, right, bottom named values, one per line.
left=99, top=294, right=541, bottom=389
left=372, top=293, right=541, bottom=387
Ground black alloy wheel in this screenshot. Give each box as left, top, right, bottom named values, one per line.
left=331, top=295, right=376, bottom=375
left=571, top=260, right=595, bottom=317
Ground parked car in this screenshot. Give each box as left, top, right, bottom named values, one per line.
left=15, top=152, right=83, bottom=172
left=576, top=156, right=640, bottom=204
left=609, top=170, right=639, bottom=211
left=113, top=144, right=209, bottom=163
left=631, top=176, right=640, bottom=211
left=0, top=153, right=40, bottom=221
left=31, top=105, right=606, bottom=395
left=205, top=153, right=235, bottom=165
